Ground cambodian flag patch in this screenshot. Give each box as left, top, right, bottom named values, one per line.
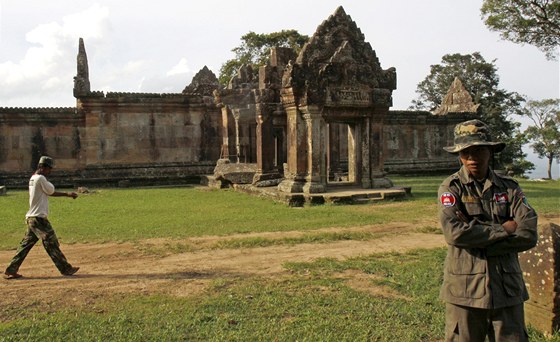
left=440, top=192, right=456, bottom=207
left=494, top=193, right=509, bottom=204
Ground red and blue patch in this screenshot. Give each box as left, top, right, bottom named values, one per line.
left=440, top=192, right=456, bottom=207
left=494, top=192, right=509, bottom=204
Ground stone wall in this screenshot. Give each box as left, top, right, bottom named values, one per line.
left=0, top=107, right=82, bottom=185
left=0, top=104, right=473, bottom=187
left=0, top=92, right=222, bottom=187
left=383, top=110, right=476, bottom=175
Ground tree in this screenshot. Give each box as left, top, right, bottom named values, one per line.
left=219, top=30, right=309, bottom=85
left=481, top=0, right=560, bottom=60
left=410, top=52, right=534, bottom=176
left=520, top=98, right=560, bottom=179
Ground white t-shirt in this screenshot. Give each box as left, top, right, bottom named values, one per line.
left=25, top=174, right=55, bottom=218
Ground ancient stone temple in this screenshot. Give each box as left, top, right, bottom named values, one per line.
left=212, top=7, right=474, bottom=197
left=0, top=6, right=475, bottom=192
left=278, top=7, right=397, bottom=193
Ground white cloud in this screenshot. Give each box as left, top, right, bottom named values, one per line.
left=61, top=4, right=109, bottom=39
left=167, top=58, right=192, bottom=76
left=43, top=76, right=64, bottom=90
left=0, top=4, right=111, bottom=106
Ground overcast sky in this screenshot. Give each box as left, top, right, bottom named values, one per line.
left=0, top=0, right=558, bottom=178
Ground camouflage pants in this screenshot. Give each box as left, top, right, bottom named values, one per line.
left=5, top=217, right=73, bottom=275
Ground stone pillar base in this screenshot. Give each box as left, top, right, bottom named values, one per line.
left=252, top=172, right=283, bottom=187
left=278, top=179, right=305, bottom=193
left=302, top=181, right=326, bottom=194
left=371, top=177, right=394, bottom=189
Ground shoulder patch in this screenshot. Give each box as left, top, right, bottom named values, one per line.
left=494, top=192, right=509, bottom=204
left=518, top=191, right=532, bottom=209
left=440, top=192, right=456, bottom=207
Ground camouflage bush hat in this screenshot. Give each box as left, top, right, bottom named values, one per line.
left=38, top=156, right=54, bottom=168
left=443, top=119, right=505, bottom=154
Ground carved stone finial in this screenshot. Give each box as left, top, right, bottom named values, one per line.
left=182, top=66, right=220, bottom=96
left=73, top=38, right=91, bottom=98
left=433, top=77, right=480, bottom=115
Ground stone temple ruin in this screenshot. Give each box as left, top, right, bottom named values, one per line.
left=0, top=7, right=476, bottom=203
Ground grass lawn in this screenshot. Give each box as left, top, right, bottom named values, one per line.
left=1, top=176, right=556, bottom=249
left=0, top=176, right=558, bottom=341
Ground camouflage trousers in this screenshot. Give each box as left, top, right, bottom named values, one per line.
left=5, top=217, right=73, bottom=275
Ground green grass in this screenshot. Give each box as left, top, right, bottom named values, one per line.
left=0, top=176, right=558, bottom=341
left=0, top=186, right=382, bottom=249
left=1, top=248, right=555, bottom=341
left=0, top=176, right=557, bottom=250
left=0, top=249, right=447, bottom=341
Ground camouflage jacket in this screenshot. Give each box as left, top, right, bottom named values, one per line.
left=438, top=166, right=538, bottom=309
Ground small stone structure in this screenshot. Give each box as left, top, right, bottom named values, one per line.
left=278, top=7, right=397, bottom=193
left=520, top=223, right=560, bottom=335
left=433, top=77, right=480, bottom=115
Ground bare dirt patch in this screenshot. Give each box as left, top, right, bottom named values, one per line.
left=1, top=215, right=557, bottom=320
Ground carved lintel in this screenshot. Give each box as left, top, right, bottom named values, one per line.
left=325, top=87, right=372, bottom=107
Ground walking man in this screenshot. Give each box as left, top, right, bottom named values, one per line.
left=438, top=120, right=538, bottom=341
left=4, top=156, right=80, bottom=279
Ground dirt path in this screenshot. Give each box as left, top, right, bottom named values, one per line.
left=2, top=215, right=557, bottom=318
left=0, top=222, right=446, bottom=314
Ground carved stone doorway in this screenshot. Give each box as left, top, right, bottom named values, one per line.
left=328, top=122, right=362, bottom=185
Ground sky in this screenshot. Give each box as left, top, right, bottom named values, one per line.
left=0, top=0, right=558, bottom=178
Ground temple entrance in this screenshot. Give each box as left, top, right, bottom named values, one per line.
left=212, top=7, right=397, bottom=195
left=327, top=122, right=352, bottom=184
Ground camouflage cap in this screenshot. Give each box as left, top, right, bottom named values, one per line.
left=443, top=120, right=505, bottom=154
left=38, top=156, right=54, bottom=168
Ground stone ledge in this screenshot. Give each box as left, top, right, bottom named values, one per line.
left=232, top=184, right=409, bottom=207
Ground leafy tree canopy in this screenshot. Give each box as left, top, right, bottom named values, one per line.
left=411, top=52, right=533, bottom=175
left=219, top=30, right=309, bottom=86
left=481, top=0, right=560, bottom=60
left=520, top=98, right=560, bottom=179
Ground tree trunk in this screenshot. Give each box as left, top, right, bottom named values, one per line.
left=547, top=154, right=553, bottom=179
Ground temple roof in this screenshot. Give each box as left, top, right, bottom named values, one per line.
left=433, top=77, right=479, bottom=115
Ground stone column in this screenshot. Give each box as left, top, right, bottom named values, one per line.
left=369, top=110, right=393, bottom=188
left=232, top=109, right=241, bottom=163
left=219, top=105, right=231, bottom=160
left=328, top=123, right=341, bottom=181
left=278, top=104, right=307, bottom=193
left=519, top=223, right=560, bottom=335
left=359, top=119, right=372, bottom=188
left=302, top=105, right=326, bottom=194
left=347, top=123, right=361, bottom=185
left=253, top=103, right=281, bottom=185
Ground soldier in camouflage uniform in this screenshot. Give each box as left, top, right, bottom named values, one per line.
left=4, top=156, right=80, bottom=279
left=438, top=120, right=538, bottom=341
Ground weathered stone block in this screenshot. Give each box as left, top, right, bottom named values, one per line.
left=118, top=180, right=130, bottom=188
left=213, top=159, right=256, bottom=185
left=0, top=186, right=6, bottom=196
left=520, top=223, right=560, bottom=335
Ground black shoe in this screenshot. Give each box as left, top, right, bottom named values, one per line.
left=62, top=266, right=80, bottom=276
left=4, top=272, right=23, bottom=280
